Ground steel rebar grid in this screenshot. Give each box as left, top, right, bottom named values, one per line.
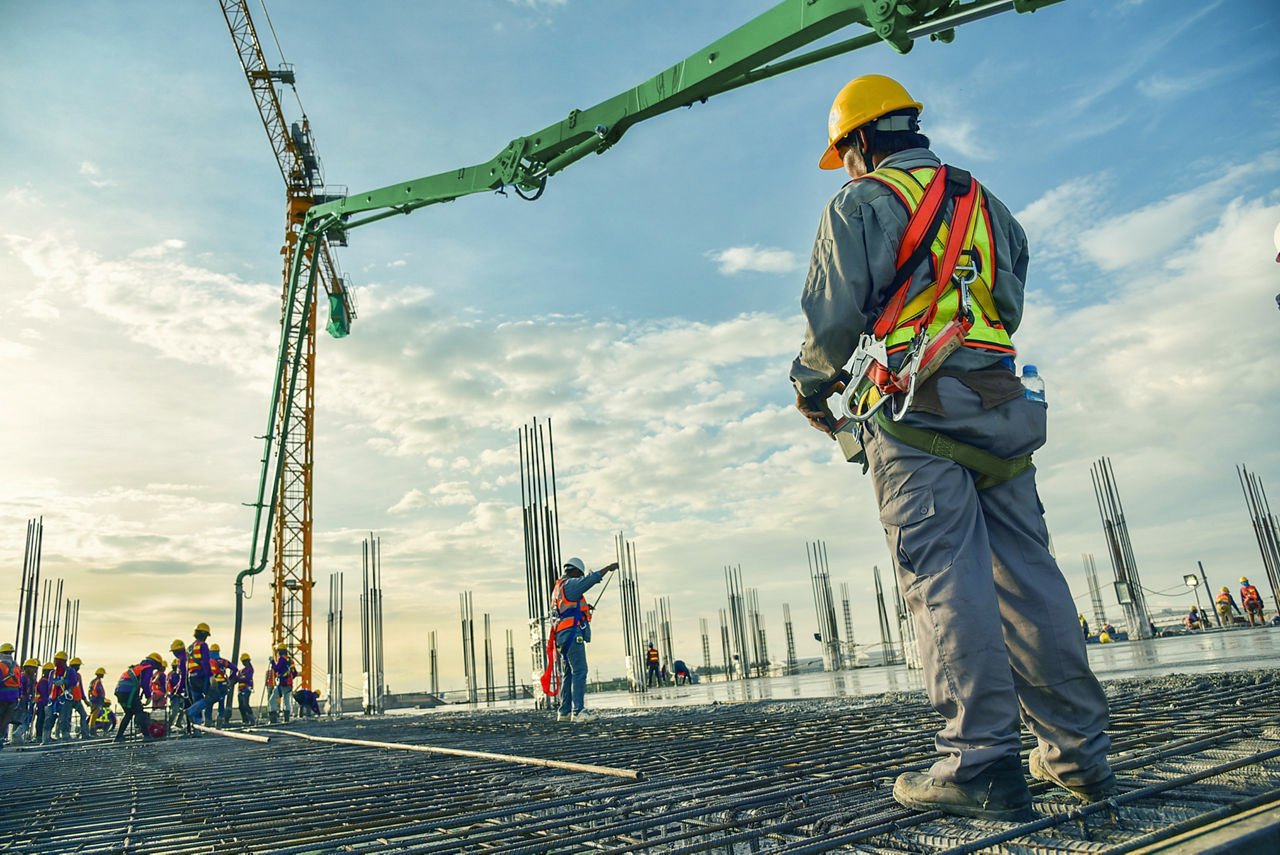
left=4, top=670, right=1280, bottom=853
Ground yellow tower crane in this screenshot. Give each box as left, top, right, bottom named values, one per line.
left=218, top=0, right=356, bottom=690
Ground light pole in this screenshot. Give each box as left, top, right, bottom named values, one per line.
left=1198, top=561, right=1221, bottom=626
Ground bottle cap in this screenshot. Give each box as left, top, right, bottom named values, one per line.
left=1022, top=364, right=1038, bottom=376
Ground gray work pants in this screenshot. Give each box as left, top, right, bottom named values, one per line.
left=863, top=376, right=1111, bottom=786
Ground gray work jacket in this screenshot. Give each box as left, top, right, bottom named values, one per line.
left=790, top=149, right=1029, bottom=397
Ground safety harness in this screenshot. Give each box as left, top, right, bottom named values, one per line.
left=539, top=577, right=595, bottom=697
left=832, top=164, right=1031, bottom=490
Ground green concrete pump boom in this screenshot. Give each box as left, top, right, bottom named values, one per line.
left=232, top=0, right=1066, bottom=664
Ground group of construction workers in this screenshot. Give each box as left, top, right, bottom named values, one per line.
left=0, top=622, right=311, bottom=748
left=1213, top=577, right=1271, bottom=627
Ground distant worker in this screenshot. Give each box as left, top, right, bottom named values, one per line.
left=645, top=643, right=661, bottom=687
left=237, top=653, right=257, bottom=725
left=58, top=656, right=90, bottom=739
left=88, top=667, right=107, bottom=726
left=115, top=653, right=164, bottom=743
left=185, top=624, right=214, bottom=726
left=1240, top=577, right=1266, bottom=626
left=1078, top=614, right=1089, bottom=639
left=293, top=688, right=321, bottom=717
left=49, top=651, right=71, bottom=740
left=1216, top=587, right=1242, bottom=627
left=672, top=659, right=692, bottom=686
left=14, top=659, right=40, bottom=745
left=790, top=75, right=1114, bottom=820
left=268, top=644, right=296, bottom=724
left=549, top=557, right=618, bottom=722
left=1184, top=606, right=1203, bottom=632
left=209, top=644, right=231, bottom=726
left=167, top=640, right=188, bottom=727
left=0, top=643, right=20, bottom=749
left=35, top=661, right=54, bottom=744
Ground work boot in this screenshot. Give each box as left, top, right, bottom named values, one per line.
left=1028, top=747, right=1117, bottom=803
left=268, top=711, right=278, bottom=724
left=283, top=712, right=290, bottom=723
left=893, top=757, right=1035, bottom=822
left=556, top=711, right=570, bottom=722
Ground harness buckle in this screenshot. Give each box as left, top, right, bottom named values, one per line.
left=837, top=333, right=892, bottom=424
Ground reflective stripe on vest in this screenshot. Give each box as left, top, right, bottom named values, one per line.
left=862, top=166, right=1014, bottom=356
left=1242, top=586, right=1262, bottom=606
left=551, top=578, right=591, bottom=636
left=1216, top=592, right=1232, bottom=605
left=646, top=648, right=660, bottom=665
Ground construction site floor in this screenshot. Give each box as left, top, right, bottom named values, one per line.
left=4, top=670, right=1279, bottom=853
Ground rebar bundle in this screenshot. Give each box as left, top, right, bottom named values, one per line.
left=806, top=541, right=842, bottom=671
left=782, top=603, right=797, bottom=675
left=840, top=582, right=855, bottom=668
left=1092, top=457, right=1154, bottom=639
left=14, top=517, right=44, bottom=666
left=1238, top=464, right=1280, bottom=615
left=1084, top=552, right=1108, bottom=629
left=326, top=572, right=344, bottom=716
left=505, top=628, right=516, bottom=700
left=483, top=614, right=495, bottom=704
left=518, top=418, right=563, bottom=708
left=459, top=591, right=477, bottom=705
left=699, top=617, right=712, bottom=677
left=655, top=596, right=675, bottom=676
left=615, top=532, right=645, bottom=693
left=429, top=630, right=439, bottom=696
left=359, top=534, right=385, bottom=712
left=873, top=564, right=901, bottom=666
left=746, top=587, right=768, bottom=677
left=718, top=608, right=733, bottom=679
left=723, top=565, right=753, bottom=679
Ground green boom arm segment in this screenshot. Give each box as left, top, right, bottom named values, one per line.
left=305, top=0, right=1062, bottom=236
left=235, top=0, right=1066, bottom=652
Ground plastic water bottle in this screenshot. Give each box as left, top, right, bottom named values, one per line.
left=1021, top=364, right=1046, bottom=405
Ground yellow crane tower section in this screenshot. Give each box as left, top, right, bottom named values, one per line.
left=218, top=0, right=356, bottom=691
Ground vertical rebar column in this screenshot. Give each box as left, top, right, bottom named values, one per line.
left=37, top=579, right=50, bottom=664
left=616, top=533, right=645, bottom=693
left=16, top=517, right=44, bottom=666
left=429, top=629, right=438, bottom=696
left=519, top=418, right=565, bottom=709
left=657, top=596, right=674, bottom=676
left=1092, top=457, right=1153, bottom=639
left=375, top=536, right=385, bottom=709
left=483, top=613, right=494, bottom=705
left=1238, top=465, right=1280, bottom=615
left=699, top=618, right=711, bottom=680
left=840, top=582, right=855, bottom=669
left=1083, top=553, right=1108, bottom=629
left=747, top=588, right=768, bottom=677
left=724, top=566, right=750, bottom=679
left=807, top=541, right=842, bottom=672
left=360, top=541, right=371, bottom=713
left=326, top=573, right=335, bottom=715
left=459, top=592, right=477, bottom=704
left=873, top=565, right=898, bottom=666
left=783, top=603, right=797, bottom=675
left=718, top=609, right=732, bottom=679
left=505, top=628, right=516, bottom=700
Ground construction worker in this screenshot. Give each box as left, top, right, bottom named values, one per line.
left=1184, top=606, right=1203, bottom=632
left=56, top=656, right=90, bottom=739
left=115, top=653, right=164, bottom=743
left=1078, top=614, right=1090, bottom=640
left=644, top=642, right=661, bottom=687
left=185, top=623, right=214, bottom=726
left=791, top=75, right=1113, bottom=820
left=35, top=661, right=54, bottom=744
left=0, top=643, right=20, bottom=749
left=48, top=651, right=71, bottom=740
left=88, top=667, right=107, bottom=730
left=1216, top=586, right=1242, bottom=627
left=672, top=659, right=692, bottom=686
left=550, top=557, right=618, bottom=722
left=236, top=653, right=257, bottom=725
left=1240, top=577, right=1266, bottom=626
left=167, top=640, right=188, bottom=726
left=14, top=659, right=40, bottom=744
left=293, top=687, right=321, bottom=717
left=209, top=644, right=231, bottom=726
left=268, top=644, right=296, bottom=723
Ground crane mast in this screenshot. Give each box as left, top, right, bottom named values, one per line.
left=219, top=0, right=356, bottom=691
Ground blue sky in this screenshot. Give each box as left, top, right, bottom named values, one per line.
left=2, top=0, right=1279, bottom=696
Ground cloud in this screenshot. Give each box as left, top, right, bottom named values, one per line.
left=79, top=160, right=116, bottom=188
left=928, top=117, right=993, bottom=162
left=706, top=245, right=801, bottom=275
left=388, top=489, right=427, bottom=514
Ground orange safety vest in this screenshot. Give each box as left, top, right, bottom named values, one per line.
left=646, top=648, right=660, bottom=666
left=1216, top=591, right=1233, bottom=606
left=1242, top=585, right=1262, bottom=607
left=89, top=676, right=105, bottom=702
left=551, top=578, right=592, bottom=637
left=861, top=165, right=1014, bottom=357
left=0, top=660, right=20, bottom=691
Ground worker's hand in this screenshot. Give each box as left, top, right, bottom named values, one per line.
left=795, top=371, right=849, bottom=437
left=601, top=562, right=619, bottom=574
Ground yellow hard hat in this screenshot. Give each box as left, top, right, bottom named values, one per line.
left=276, top=643, right=288, bottom=652
left=171, top=659, right=180, bottom=668
left=210, top=644, right=220, bottom=653
left=42, top=661, right=54, bottom=671
left=819, top=74, right=923, bottom=170
left=240, top=653, right=251, bottom=662
left=69, top=657, right=82, bottom=667
left=1221, top=586, right=1230, bottom=593
left=0, top=643, right=13, bottom=654
left=194, top=622, right=211, bottom=634
left=1240, top=577, right=1249, bottom=584
left=171, top=639, right=186, bottom=652
left=24, top=658, right=40, bottom=668
left=95, top=667, right=106, bottom=676
left=147, top=652, right=165, bottom=666
left=54, top=650, right=68, bottom=661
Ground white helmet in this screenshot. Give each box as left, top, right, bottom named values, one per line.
left=564, top=557, right=586, bottom=574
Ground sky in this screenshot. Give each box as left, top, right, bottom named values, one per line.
left=2, top=0, right=1279, bottom=699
